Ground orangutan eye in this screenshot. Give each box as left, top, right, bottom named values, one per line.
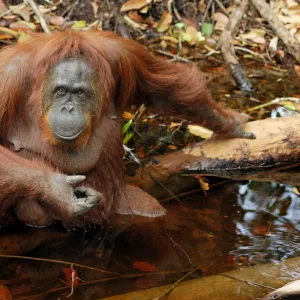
left=56, top=87, right=67, bottom=96
left=76, top=89, right=84, bottom=96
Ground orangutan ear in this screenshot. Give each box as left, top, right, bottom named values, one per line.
left=114, top=185, right=166, bottom=225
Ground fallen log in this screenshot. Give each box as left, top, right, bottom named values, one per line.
left=125, top=115, right=300, bottom=196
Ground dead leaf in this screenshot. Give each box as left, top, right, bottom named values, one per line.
left=9, top=5, right=30, bottom=22
left=287, top=0, right=299, bottom=8
left=159, top=36, right=179, bottom=44
left=0, top=26, right=19, bottom=38
left=91, top=1, right=99, bottom=16
left=240, top=29, right=266, bottom=44
left=194, top=176, right=210, bottom=194
left=0, top=34, right=13, bottom=40
left=121, top=0, right=152, bottom=12
left=184, top=25, right=199, bottom=45
left=124, top=15, right=147, bottom=30
left=50, top=16, right=65, bottom=26
left=293, top=187, right=300, bottom=195
left=156, top=11, right=172, bottom=33
left=0, top=285, right=12, bottom=300
left=199, top=179, right=209, bottom=194
left=62, top=268, right=79, bottom=286
left=252, top=36, right=266, bottom=44
left=198, top=0, right=206, bottom=13
left=212, top=12, right=229, bottom=31
left=140, top=5, right=149, bottom=14
left=187, top=125, right=213, bottom=139
left=240, top=28, right=265, bottom=38
left=278, top=14, right=300, bottom=24
left=133, top=261, right=158, bottom=272
left=136, top=147, right=145, bottom=158
left=9, top=21, right=36, bottom=31
left=168, top=145, right=177, bottom=150
left=123, top=111, right=133, bottom=119
left=128, top=10, right=144, bottom=23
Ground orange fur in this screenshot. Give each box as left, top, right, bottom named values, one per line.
left=0, top=30, right=248, bottom=227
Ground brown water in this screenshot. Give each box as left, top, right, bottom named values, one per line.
left=0, top=180, right=300, bottom=299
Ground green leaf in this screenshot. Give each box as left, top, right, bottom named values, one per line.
left=122, top=119, right=133, bottom=134
left=284, top=103, right=296, bottom=111
left=71, top=20, right=87, bottom=30
left=197, top=31, right=205, bottom=42
left=174, top=22, right=185, bottom=29
left=180, top=32, right=192, bottom=42
left=123, top=132, right=134, bottom=144
left=201, top=23, right=213, bottom=36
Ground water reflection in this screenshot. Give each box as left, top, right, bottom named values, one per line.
left=231, top=182, right=300, bottom=264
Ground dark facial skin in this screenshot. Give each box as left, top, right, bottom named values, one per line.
left=43, top=58, right=99, bottom=141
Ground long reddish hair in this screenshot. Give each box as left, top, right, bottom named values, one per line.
left=0, top=30, right=207, bottom=133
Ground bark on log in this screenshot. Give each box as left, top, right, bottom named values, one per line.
left=125, top=115, right=300, bottom=195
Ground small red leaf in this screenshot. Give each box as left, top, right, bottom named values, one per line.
left=62, top=268, right=79, bottom=286
left=0, top=285, right=12, bottom=300
left=252, top=225, right=268, bottom=236
left=133, top=261, right=158, bottom=272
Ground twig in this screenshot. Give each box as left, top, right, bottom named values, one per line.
left=0, top=254, right=118, bottom=275
left=216, top=0, right=252, bottom=92
left=247, top=97, right=300, bottom=112
left=202, top=0, right=214, bottom=23
left=167, top=0, right=173, bottom=17
left=64, top=0, right=80, bottom=20
left=24, top=0, right=50, bottom=33
left=18, top=269, right=194, bottom=300
left=155, top=50, right=191, bottom=63
left=124, top=15, right=147, bottom=31
left=124, top=144, right=183, bottom=204
left=165, top=229, right=194, bottom=267
left=152, top=269, right=199, bottom=300
left=66, top=263, right=75, bottom=297
left=220, top=274, right=275, bottom=291
left=160, top=180, right=234, bottom=203
left=234, top=46, right=266, bottom=62
left=214, top=0, right=229, bottom=17
left=167, top=0, right=181, bottom=21
left=116, top=13, right=132, bottom=39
